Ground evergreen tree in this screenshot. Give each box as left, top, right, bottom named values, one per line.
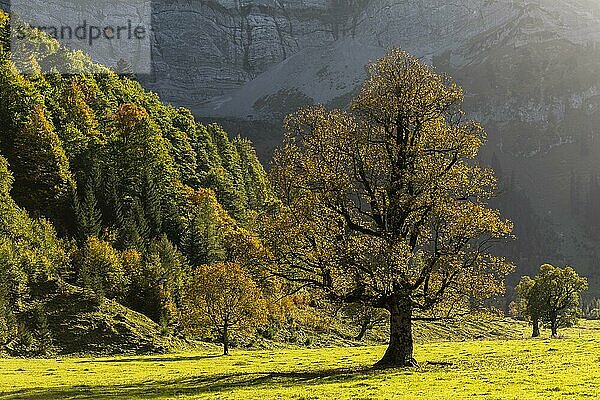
left=234, top=137, right=272, bottom=211
left=164, top=107, right=200, bottom=187
left=203, top=167, right=247, bottom=222
left=207, top=124, right=248, bottom=216
left=142, top=172, right=163, bottom=238
left=75, top=182, right=103, bottom=241
left=192, top=124, right=222, bottom=175
left=115, top=58, right=134, bottom=78
left=122, top=235, right=187, bottom=325
left=181, top=188, right=226, bottom=266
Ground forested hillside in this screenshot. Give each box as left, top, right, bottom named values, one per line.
left=0, top=11, right=275, bottom=354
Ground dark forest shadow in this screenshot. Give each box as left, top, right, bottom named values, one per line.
left=75, top=354, right=222, bottom=364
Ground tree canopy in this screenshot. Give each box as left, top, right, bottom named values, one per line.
left=517, top=264, right=588, bottom=337
left=263, top=48, right=514, bottom=367
left=182, top=262, right=267, bottom=355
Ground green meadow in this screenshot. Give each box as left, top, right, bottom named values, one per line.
left=1, top=320, right=599, bottom=400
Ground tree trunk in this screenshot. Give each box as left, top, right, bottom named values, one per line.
left=532, top=317, right=540, bottom=338
left=222, top=323, right=229, bottom=355
left=356, top=316, right=371, bottom=341
left=550, top=317, right=558, bottom=337
left=375, top=296, right=417, bottom=368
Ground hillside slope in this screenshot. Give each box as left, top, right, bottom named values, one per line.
left=0, top=10, right=274, bottom=354
left=17, top=280, right=176, bottom=356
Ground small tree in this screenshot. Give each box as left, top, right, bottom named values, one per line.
left=77, top=236, right=129, bottom=300
left=515, top=276, right=542, bottom=337
left=183, top=262, right=266, bottom=355
left=517, top=264, right=588, bottom=337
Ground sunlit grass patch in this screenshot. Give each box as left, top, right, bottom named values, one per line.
left=1, top=321, right=599, bottom=399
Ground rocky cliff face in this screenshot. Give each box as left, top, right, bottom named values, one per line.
left=140, top=1, right=600, bottom=134
left=143, top=0, right=338, bottom=107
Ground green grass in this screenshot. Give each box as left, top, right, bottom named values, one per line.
left=1, top=320, right=600, bottom=399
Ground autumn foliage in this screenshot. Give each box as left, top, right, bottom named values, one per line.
left=183, top=262, right=267, bottom=355
left=263, top=49, right=514, bottom=367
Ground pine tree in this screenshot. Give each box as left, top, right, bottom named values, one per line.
left=142, top=172, right=162, bottom=239
left=165, top=107, right=200, bottom=187
left=207, top=124, right=248, bottom=213
left=203, top=167, right=247, bottom=222
left=115, top=58, right=134, bottom=78
left=75, top=182, right=103, bottom=241
left=234, top=137, right=272, bottom=211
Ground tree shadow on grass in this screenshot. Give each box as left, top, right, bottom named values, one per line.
left=1, top=367, right=377, bottom=400
left=75, top=354, right=222, bottom=364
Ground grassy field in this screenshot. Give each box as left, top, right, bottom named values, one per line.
left=1, top=320, right=600, bottom=399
